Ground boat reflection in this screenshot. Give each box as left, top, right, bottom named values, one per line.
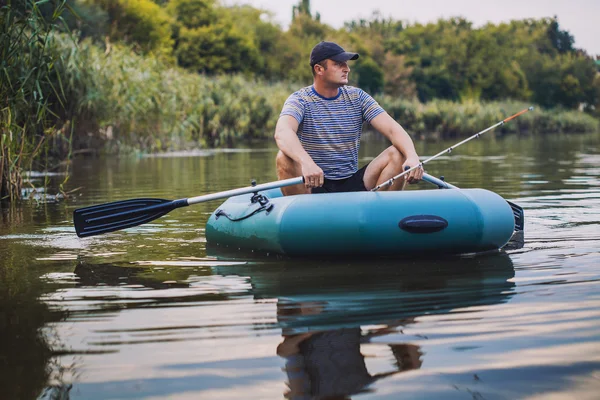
left=62, top=253, right=516, bottom=399
left=212, top=253, right=515, bottom=399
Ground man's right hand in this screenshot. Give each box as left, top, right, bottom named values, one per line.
left=301, top=160, right=324, bottom=188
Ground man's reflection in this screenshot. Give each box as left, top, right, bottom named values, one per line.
left=277, top=300, right=422, bottom=400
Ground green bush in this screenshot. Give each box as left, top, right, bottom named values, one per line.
left=92, top=0, right=173, bottom=57
left=51, top=35, right=292, bottom=151
left=375, top=97, right=599, bottom=137
left=1, top=0, right=72, bottom=201
left=46, top=33, right=599, bottom=155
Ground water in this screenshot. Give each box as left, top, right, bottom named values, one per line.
left=1, top=132, right=600, bottom=399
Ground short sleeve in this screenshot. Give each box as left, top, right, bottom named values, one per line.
left=359, top=89, right=385, bottom=123
left=280, top=92, right=305, bottom=124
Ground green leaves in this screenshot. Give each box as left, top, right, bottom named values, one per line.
left=1, top=0, right=73, bottom=201
left=92, top=0, right=173, bottom=57
left=168, top=0, right=262, bottom=74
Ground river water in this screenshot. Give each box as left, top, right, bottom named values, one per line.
left=1, top=132, right=600, bottom=399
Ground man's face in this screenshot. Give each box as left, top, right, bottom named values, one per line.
left=320, top=59, right=350, bottom=86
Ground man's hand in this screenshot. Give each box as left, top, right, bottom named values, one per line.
left=403, top=155, right=423, bottom=184
left=301, top=159, right=324, bottom=188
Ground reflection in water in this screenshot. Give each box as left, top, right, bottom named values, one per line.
left=277, top=314, right=423, bottom=399
left=0, top=245, right=68, bottom=400
left=75, top=262, right=190, bottom=290
left=278, top=327, right=422, bottom=400
left=213, top=253, right=515, bottom=399
left=213, top=253, right=515, bottom=329
left=46, top=252, right=516, bottom=399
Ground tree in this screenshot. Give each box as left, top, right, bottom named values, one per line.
left=354, top=58, right=384, bottom=94
left=92, top=0, right=173, bottom=57
left=292, top=0, right=319, bottom=22
left=169, top=0, right=259, bottom=74
left=225, top=5, right=282, bottom=79
left=547, top=16, right=574, bottom=54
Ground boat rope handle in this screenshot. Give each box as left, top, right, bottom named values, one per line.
left=215, top=203, right=274, bottom=222
left=371, top=107, right=534, bottom=192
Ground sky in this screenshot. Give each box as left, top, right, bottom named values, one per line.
left=223, top=0, right=600, bottom=56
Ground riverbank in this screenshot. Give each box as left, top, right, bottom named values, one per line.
left=55, top=35, right=599, bottom=155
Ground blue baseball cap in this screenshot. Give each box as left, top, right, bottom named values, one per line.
left=310, top=41, right=359, bottom=66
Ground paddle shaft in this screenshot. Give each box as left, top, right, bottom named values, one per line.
left=371, top=107, right=534, bottom=192
left=187, top=176, right=304, bottom=205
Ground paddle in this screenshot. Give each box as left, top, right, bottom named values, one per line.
left=73, top=176, right=304, bottom=238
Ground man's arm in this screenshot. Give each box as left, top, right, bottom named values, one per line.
left=370, top=112, right=423, bottom=183
left=274, top=115, right=324, bottom=188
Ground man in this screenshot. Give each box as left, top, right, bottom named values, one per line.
left=275, top=41, right=423, bottom=195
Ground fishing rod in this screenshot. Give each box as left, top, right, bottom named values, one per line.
left=371, top=107, right=534, bottom=192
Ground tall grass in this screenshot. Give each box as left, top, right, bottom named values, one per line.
left=55, top=34, right=598, bottom=154
left=0, top=0, right=72, bottom=202
left=52, top=35, right=293, bottom=152
left=380, top=98, right=600, bottom=137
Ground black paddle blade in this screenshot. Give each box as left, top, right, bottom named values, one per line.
left=74, top=198, right=188, bottom=238
left=507, top=200, right=524, bottom=231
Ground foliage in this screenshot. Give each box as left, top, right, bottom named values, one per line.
left=50, top=30, right=600, bottom=154
left=89, top=0, right=173, bottom=57
left=0, top=0, right=72, bottom=201
left=379, top=98, right=599, bottom=137
left=52, top=36, right=292, bottom=151
left=168, top=0, right=260, bottom=74
left=293, top=0, right=320, bottom=22
left=377, top=16, right=598, bottom=110
left=225, top=5, right=283, bottom=79
left=354, top=57, right=384, bottom=94
left=73, top=0, right=598, bottom=113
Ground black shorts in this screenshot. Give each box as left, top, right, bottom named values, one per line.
left=312, top=164, right=369, bottom=194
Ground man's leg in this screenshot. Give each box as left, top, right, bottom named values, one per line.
left=363, top=146, right=407, bottom=191
left=276, top=151, right=310, bottom=196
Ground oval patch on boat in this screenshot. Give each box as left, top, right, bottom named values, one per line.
left=399, top=215, right=448, bottom=233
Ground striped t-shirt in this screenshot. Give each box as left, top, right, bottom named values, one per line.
left=280, top=85, right=385, bottom=180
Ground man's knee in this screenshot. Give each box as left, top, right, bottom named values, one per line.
left=276, top=150, right=287, bottom=168
left=276, top=151, right=294, bottom=178
left=386, top=146, right=406, bottom=169
left=276, top=151, right=308, bottom=195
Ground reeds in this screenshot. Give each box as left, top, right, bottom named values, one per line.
left=0, top=0, right=71, bottom=201
left=58, top=36, right=598, bottom=153
left=53, top=36, right=293, bottom=152
left=380, top=98, right=599, bottom=137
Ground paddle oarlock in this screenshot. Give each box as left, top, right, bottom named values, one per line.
left=371, top=107, right=534, bottom=192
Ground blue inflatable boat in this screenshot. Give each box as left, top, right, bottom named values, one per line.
left=206, top=174, right=524, bottom=257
